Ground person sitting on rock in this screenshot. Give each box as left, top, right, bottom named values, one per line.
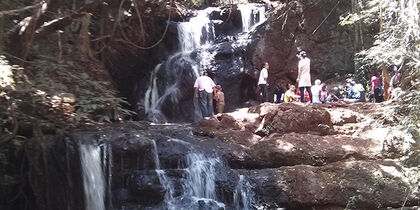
left=274, top=84, right=285, bottom=103
left=311, top=79, right=322, bottom=104
left=344, top=80, right=366, bottom=102
left=285, top=84, right=300, bottom=102
left=319, top=84, right=330, bottom=103
left=213, top=85, right=225, bottom=114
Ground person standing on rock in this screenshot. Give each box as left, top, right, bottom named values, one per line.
left=258, top=62, right=269, bottom=103
left=213, top=85, right=225, bottom=114
left=296, top=51, right=313, bottom=103
left=194, top=70, right=216, bottom=118
left=371, top=72, right=380, bottom=103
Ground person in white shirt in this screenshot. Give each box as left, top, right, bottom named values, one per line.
left=258, top=62, right=269, bottom=103
left=296, top=51, right=313, bottom=103
left=311, top=79, right=322, bottom=103
left=194, top=71, right=216, bottom=118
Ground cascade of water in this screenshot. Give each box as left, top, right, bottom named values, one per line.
left=150, top=140, right=161, bottom=169
left=142, top=4, right=267, bottom=122
left=102, top=144, right=113, bottom=210
left=144, top=64, right=166, bottom=122
left=233, top=175, right=254, bottom=210
left=238, top=4, right=267, bottom=33
left=178, top=8, right=217, bottom=52
left=184, top=153, right=219, bottom=199
left=238, top=4, right=254, bottom=32
left=80, top=144, right=105, bottom=210
left=256, top=6, right=267, bottom=26
left=150, top=140, right=176, bottom=208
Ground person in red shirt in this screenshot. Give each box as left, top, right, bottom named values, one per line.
left=371, top=73, right=380, bottom=103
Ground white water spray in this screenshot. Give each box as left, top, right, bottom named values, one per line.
left=233, top=175, right=254, bottom=210
left=80, top=144, right=105, bottom=210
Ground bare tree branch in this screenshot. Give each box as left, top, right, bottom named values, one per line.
left=0, top=3, right=42, bottom=17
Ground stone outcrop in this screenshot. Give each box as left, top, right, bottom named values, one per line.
left=250, top=132, right=382, bottom=167
left=243, top=160, right=419, bottom=209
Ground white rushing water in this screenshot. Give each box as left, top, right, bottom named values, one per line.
left=233, top=175, right=254, bottom=210
left=178, top=8, right=216, bottom=52
left=80, top=144, right=105, bottom=210
left=184, top=153, right=219, bottom=199
left=150, top=140, right=176, bottom=208
left=143, top=4, right=267, bottom=122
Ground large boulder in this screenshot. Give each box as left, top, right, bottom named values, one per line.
left=244, top=160, right=420, bottom=209
left=250, top=103, right=333, bottom=136
left=251, top=132, right=382, bottom=167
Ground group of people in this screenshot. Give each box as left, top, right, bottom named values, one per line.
left=258, top=51, right=336, bottom=104
left=193, top=71, right=225, bottom=119
left=193, top=48, right=398, bottom=119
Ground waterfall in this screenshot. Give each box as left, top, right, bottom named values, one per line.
left=178, top=8, right=216, bottom=52
left=238, top=4, right=267, bottom=33
left=80, top=144, right=105, bottom=210
left=233, top=175, right=254, bottom=210
left=102, top=144, right=113, bottom=210
left=142, top=4, right=267, bottom=122
left=238, top=4, right=253, bottom=32
left=150, top=140, right=176, bottom=208
left=184, top=153, right=219, bottom=199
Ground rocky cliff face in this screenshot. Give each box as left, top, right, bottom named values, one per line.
left=245, top=0, right=356, bottom=101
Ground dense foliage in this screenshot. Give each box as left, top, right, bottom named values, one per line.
left=341, top=0, right=419, bottom=131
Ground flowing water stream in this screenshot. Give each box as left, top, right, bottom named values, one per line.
left=143, top=4, right=268, bottom=122
left=80, top=144, right=106, bottom=210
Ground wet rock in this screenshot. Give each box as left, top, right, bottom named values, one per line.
left=110, top=133, right=159, bottom=170
left=245, top=160, right=420, bottom=209
left=251, top=133, right=382, bottom=167
left=156, top=138, right=191, bottom=169
left=211, top=6, right=243, bottom=37
left=127, top=170, right=167, bottom=204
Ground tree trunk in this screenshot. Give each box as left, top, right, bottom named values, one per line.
left=77, top=13, right=94, bottom=60
left=0, top=15, right=4, bottom=54
left=351, top=0, right=359, bottom=51
left=381, top=63, right=391, bottom=101
left=17, top=3, right=42, bottom=62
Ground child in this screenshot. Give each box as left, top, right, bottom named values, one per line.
left=285, top=85, right=300, bottom=102
left=214, top=85, right=225, bottom=114
left=319, top=84, right=330, bottom=103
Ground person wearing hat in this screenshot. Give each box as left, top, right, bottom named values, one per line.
left=213, top=85, right=225, bottom=114
left=296, top=51, right=313, bottom=103
left=194, top=71, right=216, bottom=118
